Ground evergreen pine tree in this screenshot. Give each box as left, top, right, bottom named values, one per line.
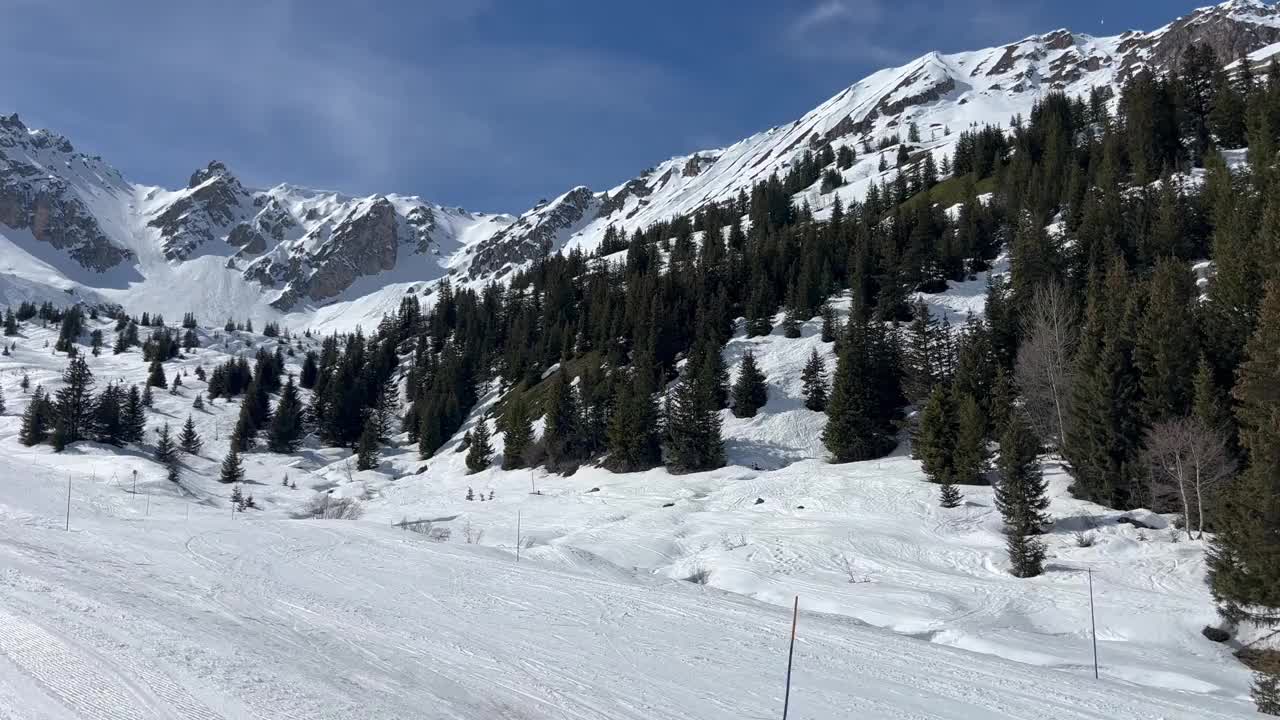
left=1209, top=281, right=1280, bottom=626
left=154, top=422, right=176, bottom=466
left=543, top=373, right=581, bottom=471
left=501, top=396, right=534, bottom=470
left=604, top=372, right=662, bottom=472
left=122, top=386, right=146, bottom=442
left=1065, top=260, right=1144, bottom=508
left=266, top=377, right=304, bottom=453
left=219, top=447, right=245, bottom=484
left=997, top=415, right=1049, bottom=578
left=0, top=384, right=5, bottom=415
left=823, top=319, right=893, bottom=463
left=730, top=351, right=768, bottom=418
left=192, top=392, right=205, bottom=411
left=18, top=385, right=50, bottom=446
left=300, top=351, right=320, bottom=389
left=801, top=350, right=828, bottom=411
left=53, top=355, right=95, bottom=447
left=231, top=484, right=244, bottom=510
left=141, top=383, right=153, bottom=407
left=819, top=304, right=838, bottom=343
left=356, top=414, right=381, bottom=470
left=664, top=366, right=726, bottom=474
left=939, top=481, right=963, bottom=508
left=952, top=391, right=989, bottom=485
left=914, top=385, right=956, bottom=484
left=179, top=414, right=203, bottom=455
left=466, top=420, right=493, bottom=473
left=781, top=305, right=802, bottom=339
left=146, top=359, right=166, bottom=388
left=1135, top=258, right=1199, bottom=424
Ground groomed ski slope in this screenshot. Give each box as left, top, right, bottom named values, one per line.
left=0, top=301, right=1263, bottom=718
left=0, top=456, right=1260, bottom=720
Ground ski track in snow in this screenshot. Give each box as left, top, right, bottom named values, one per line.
left=0, top=309, right=1261, bottom=718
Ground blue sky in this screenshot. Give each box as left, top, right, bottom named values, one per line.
left=0, top=0, right=1223, bottom=213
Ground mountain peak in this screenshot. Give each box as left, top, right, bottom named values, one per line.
left=187, top=160, right=236, bottom=189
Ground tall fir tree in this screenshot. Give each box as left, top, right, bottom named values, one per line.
left=466, top=420, right=493, bottom=473
left=267, top=377, right=304, bottom=453
left=179, top=414, right=202, bottom=455
left=914, top=384, right=956, bottom=484
left=952, top=391, right=989, bottom=485
left=1065, top=259, right=1144, bottom=508
left=664, top=365, right=725, bottom=474
left=823, top=318, right=894, bottom=463
left=1209, top=281, right=1280, bottom=627
left=219, top=447, right=245, bottom=484
left=997, top=414, right=1049, bottom=578
left=542, top=373, right=581, bottom=471
left=154, top=422, right=176, bottom=466
left=604, top=371, right=662, bottom=473
left=1135, top=258, right=1199, bottom=424
left=53, top=355, right=95, bottom=448
left=501, top=395, right=534, bottom=470
left=355, top=414, right=381, bottom=471
left=122, top=385, right=146, bottom=443
left=730, top=351, right=768, bottom=418
left=146, top=359, right=166, bottom=388
left=18, top=385, right=50, bottom=446
left=801, top=349, right=828, bottom=411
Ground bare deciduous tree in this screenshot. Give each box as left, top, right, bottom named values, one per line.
left=1015, top=283, right=1078, bottom=449
left=1145, top=417, right=1235, bottom=540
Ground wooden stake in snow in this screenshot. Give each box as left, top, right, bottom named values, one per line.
left=64, top=475, right=71, bottom=531
left=1088, top=568, right=1099, bottom=679
left=782, top=595, right=799, bottom=720
left=516, top=510, right=522, bottom=563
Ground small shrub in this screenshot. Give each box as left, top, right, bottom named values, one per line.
left=1073, top=531, right=1096, bottom=548
left=296, top=494, right=364, bottom=520
left=684, top=567, right=712, bottom=585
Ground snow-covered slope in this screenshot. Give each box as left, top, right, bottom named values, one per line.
left=466, top=0, right=1280, bottom=265
left=5, top=1, right=1280, bottom=325
left=0, top=295, right=1262, bottom=718
left=0, top=117, right=514, bottom=324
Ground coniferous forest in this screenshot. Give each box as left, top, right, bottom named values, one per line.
left=4, top=42, right=1280, bottom=714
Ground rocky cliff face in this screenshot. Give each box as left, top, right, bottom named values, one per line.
left=0, top=114, right=132, bottom=272
left=1, top=1, right=1278, bottom=316
left=243, top=197, right=403, bottom=309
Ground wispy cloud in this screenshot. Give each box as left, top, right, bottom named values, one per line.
left=0, top=0, right=679, bottom=209
left=781, top=0, right=1045, bottom=65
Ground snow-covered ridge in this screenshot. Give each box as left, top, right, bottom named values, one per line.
left=475, top=0, right=1280, bottom=265
left=2, top=0, right=1280, bottom=325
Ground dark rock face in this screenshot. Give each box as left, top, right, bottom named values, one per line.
left=244, top=198, right=404, bottom=310
left=598, top=178, right=652, bottom=217
left=466, top=187, right=598, bottom=280
left=149, top=161, right=253, bottom=260
left=404, top=205, right=438, bottom=254
left=1146, top=1, right=1280, bottom=70
left=0, top=115, right=132, bottom=272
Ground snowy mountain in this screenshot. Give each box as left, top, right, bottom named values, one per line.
left=3, top=0, right=1280, bottom=322
left=0, top=117, right=514, bottom=321
left=471, top=0, right=1280, bottom=266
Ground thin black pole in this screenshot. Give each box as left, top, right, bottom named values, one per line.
left=516, top=510, right=522, bottom=563
left=783, top=595, right=799, bottom=720
left=64, top=475, right=71, bottom=531
left=1088, top=568, right=1099, bottom=679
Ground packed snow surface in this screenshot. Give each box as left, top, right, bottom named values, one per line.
left=0, top=310, right=1261, bottom=719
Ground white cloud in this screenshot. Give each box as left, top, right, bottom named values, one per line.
left=0, top=0, right=679, bottom=207
left=781, top=0, right=1044, bottom=65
